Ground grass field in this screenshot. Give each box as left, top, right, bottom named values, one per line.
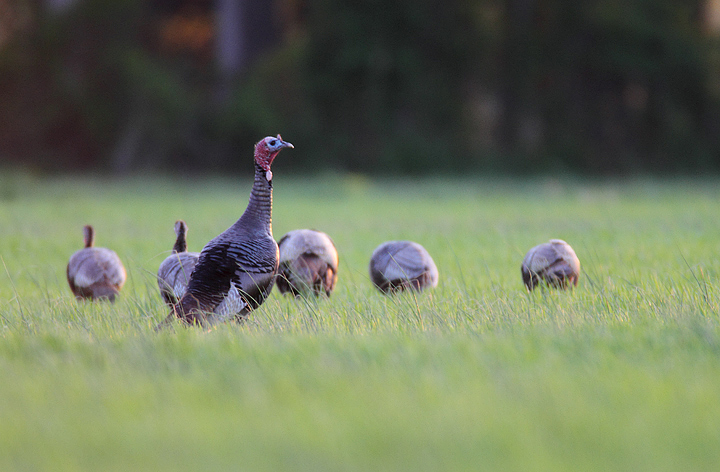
left=1, top=172, right=720, bottom=471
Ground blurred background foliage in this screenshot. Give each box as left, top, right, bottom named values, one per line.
left=1, top=0, right=720, bottom=175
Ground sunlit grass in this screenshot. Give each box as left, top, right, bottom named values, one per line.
left=1, top=173, right=720, bottom=471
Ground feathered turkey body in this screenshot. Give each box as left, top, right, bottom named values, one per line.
left=276, top=229, right=339, bottom=297
left=157, top=220, right=200, bottom=306
left=159, top=135, right=293, bottom=328
left=67, top=225, right=126, bottom=302
left=369, top=240, right=439, bottom=294
left=521, top=239, right=580, bottom=291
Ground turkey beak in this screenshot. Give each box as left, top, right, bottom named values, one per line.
left=276, top=134, right=294, bottom=149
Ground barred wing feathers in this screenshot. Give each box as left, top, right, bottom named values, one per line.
left=182, top=235, right=279, bottom=317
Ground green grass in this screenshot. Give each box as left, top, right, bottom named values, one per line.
left=1, top=172, right=720, bottom=471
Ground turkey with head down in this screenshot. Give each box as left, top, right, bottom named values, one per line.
left=157, top=220, right=200, bottom=306
left=276, top=229, right=339, bottom=297
left=157, top=135, right=293, bottom=329
left=369, top=240, right=438, bottom=294
left=67, top=225, right=126, bottom=302
left=521, top=239, right=580, bottom=291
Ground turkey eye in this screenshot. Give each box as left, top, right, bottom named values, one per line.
left=269, top=140, right=277, bottom=146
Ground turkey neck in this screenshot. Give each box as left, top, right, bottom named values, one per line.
left=172, top=232, right=187, bottom=253
left=235, top=162, right=273, bottom=235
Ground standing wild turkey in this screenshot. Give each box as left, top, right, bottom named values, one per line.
left=158, top=135, right=293, bottom=328
left=157, top=220, right=200, bottom=306
left=276, top=229, right=339, bottom=297
left=66, top=225, right=126, bottom=301
left=369, top=240, right=439, bottom=294
left=521, top=239, right=580, bottom=291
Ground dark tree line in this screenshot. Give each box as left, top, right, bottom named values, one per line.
left=1, top=0, right=719, bottom=175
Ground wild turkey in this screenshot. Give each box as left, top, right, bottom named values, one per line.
left=158, top=135, right=293, bottom=328
left=66, top=225, right=126, bottom=302
left=521, top=239, right=580, bottom=291
left=157, top=220, right=200, bottom=306
left=276, top=229, right=339, bottom=297
left=369, top=240, right=439, bottom=294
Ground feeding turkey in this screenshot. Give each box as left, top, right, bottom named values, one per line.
left=157, top=220, right=200, bottom=306
left=66, top=225, right=126, bottom=302
left=276, top=229, right=339, bottom=297
left=369, top=240, right=439, bottom=294
left=157, top=135, right=293, bottom=328
left=521, top=239, right=580, bottom=291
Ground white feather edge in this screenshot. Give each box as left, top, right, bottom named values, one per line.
left=157, top=252, right=199, bottom=294
left=278, top=230, right=338, bottom=267
left=214, top=282, right=248, bottom=322
left=373, top=241, right=438, bottom=286
left=69, top=248, right=126, bottom=287
left=522, top=239, right=580, bottom=273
